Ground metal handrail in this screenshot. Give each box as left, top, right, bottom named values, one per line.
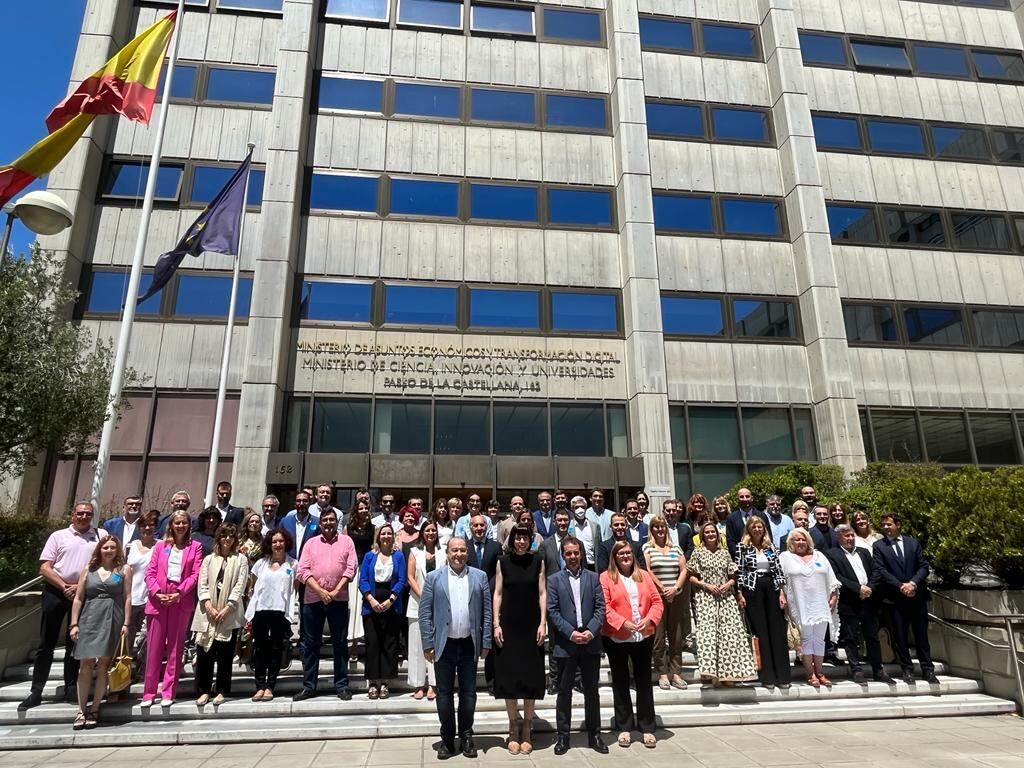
left=0, top=605, right=39, bottom=635
left=931, top=589, right=1024, bottom=621
left=0, top=576, right=42, bottom=609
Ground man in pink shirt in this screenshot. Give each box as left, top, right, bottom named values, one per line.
left=19, top=502, right=108, bottom=711
left=294, top=508, right=357, bottom=701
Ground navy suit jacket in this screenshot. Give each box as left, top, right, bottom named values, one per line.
left=873, top=535, right=930, bottom=600
left=419, top=565, right=492, bottom=660
left=468, top=537, right=502, bottom=583
left=546, top=568, right=604, bottom=657
left=280, top=512, right=321, bottom=560
left=725, top=508, right=771, bottom=558
left=533, top=510, right=556, bottom=539
left=102, top=516, right=141, bottom=546
left=810, top=524, right=838, bottom=552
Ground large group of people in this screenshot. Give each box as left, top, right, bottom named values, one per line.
left=24, top=481, right=938, bottom=754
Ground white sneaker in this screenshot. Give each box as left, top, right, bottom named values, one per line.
left=140, top=698, right=154, bottom=709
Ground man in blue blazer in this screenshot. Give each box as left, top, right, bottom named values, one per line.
left=725, top=487, right=770, bottom=559
left=532, top=491, right=556, bottom=539
left=873, top=513, right=937, bottom=686
left=547, top=537, right=607, bottom=755
left=280, top=490, right=321, bottom=559
left=102, top=495, right=143, bottom=549
left=420, top=536, right=492, bottom=760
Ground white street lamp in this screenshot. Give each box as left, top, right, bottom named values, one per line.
left=0, top=190, right=75, bottom=257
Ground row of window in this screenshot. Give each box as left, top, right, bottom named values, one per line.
left=149, top=0, right=283, bottom=10
left=324, top=0, right=604, bottom=45
left=812, top=111, right=1024, bottom=166
left=298, top=279, right=620, bottom=335
left=670, top=404, right=818, bottom=500
left=284, top=397, right=629, bottom=457
left=101, top=158, right=265, bottom=208
left=916, top=0, right=1009, bottom=6
left=661, top=294, right=799, bottom=342
left=654, top=193, right=786, bottom=239
left=827, top=203, right=1024, bottom=254
left=844, top=301, right=1024, bottom=350
left=860, top=407, right=1022, bottom=466
left=158, top=62, right=275, bottom=107
left=639, top=16, right=760, bottom=60
left=799, top=31, right=1024, bottom=84
left=307, top=172, right=615, bottom=229
left=82, top=269, right=253, bottom=320
left=646, top=100, right=772, bottom=145
left=317, top=75, right=608, bottom=132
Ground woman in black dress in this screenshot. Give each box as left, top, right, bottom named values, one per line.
left=493, top=524, right=547, bottom=755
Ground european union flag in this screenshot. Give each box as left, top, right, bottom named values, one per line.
left=137, top=149, right=252, bottom=304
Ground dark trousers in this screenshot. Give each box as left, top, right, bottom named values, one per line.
left=301, top=600, right=350, bottom=693
left=556, top=649, right=601, bottom=738
left=837, top=599, right=883, bottom=674
left=434, top=637, right=478, bottom=748
left=603, top=636, right=656, bottom=734
left=743, top=574, right=791, bottom=687
left=32, top=586, right=78, bottom=696
left=252, top=610, right=290, bottom=691
left=195, top=632, right=237, bottom=696
left=365, top=609, right=401, bottom=680
left=890, top=596, right=934, bottom=674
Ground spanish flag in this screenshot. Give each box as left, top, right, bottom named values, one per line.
left=0, top=114, right=95, bottom=207
left=46, top=12, right=177, bottom=132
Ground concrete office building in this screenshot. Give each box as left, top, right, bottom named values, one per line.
left=23, top=0, right=1024, bottom=515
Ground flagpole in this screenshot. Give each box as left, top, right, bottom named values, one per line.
left=90, top=0, right=186, bottom=517
left=204, top=142, right=255, bottom=508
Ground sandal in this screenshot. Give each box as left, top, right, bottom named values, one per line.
left=507, top=718, right=521, bottom=755
left=658, top=676, right=670, bottom=690
left=73, top=711, right=86, bottom=730
left=817, top=674, right=833, bottom=687
left=263, top=690, right=274, bottom=702
left=807, top=674, right=820, bottom=688
left=671, top=677, right=688, bottom=689
left=379, top=684, right=389, bottom=700
left=368, top=685, right=379, bottom=700
left=426, top=687, right=436, bottom=701
left=413, top=687, right=425, bottom=700
left=84, top=710, right=98, bottom=729
left=252, top=691, right=265, bottom=702
left=520, top=719, right=533, bottom=755
left=643, top=734, right=657, bottom=749
left=618, top=732, right=631, bottom=747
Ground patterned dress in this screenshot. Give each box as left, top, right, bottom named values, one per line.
left=688, top=546, right=757, bottom=683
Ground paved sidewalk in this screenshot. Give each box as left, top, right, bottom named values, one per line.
left=0, top=715, right=1021, bottom=768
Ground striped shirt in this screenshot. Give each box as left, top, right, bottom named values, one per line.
left=642, top=542, right=684, bottom=587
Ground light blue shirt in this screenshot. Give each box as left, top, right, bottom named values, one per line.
left=767, top=513, right=794, bottom=549
left=453, top=514, right=495, bottom=541
left=586, top=507, right=613, bottom=539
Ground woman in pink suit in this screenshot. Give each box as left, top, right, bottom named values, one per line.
left=141, top=510, right=203, bottom=707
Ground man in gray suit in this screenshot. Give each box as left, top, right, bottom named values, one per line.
left=547, top=537, right=608, bottom=755
left=420, top=536, right=493, bottom=760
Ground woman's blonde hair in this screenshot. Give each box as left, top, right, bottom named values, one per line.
left=698, top=521, right=721, bottom=549
left=163, top=510, right=193, bottom=543
left=786, top=527, right=815, bottom=553
left=607, top=540, right=642, bottom=583
left=373, top=522, right=395, bottom=553
left=791, top=500, right=809, bottom=516
left=711, top=496, right=731, bottom=521
left=739, top=515, right=770, bottom=549
left=648, top=514, right=669, bottom=544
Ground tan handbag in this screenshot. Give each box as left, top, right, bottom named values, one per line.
left=107, top=634, right=133, bottom=693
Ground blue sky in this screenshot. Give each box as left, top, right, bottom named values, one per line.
left=0, top=1, right=86, bottom=255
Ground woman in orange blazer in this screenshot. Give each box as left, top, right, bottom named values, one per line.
left=600, top=540, right=664, bottom=749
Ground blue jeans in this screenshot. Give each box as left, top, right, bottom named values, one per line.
left=301, top=600, right=350, bottom=693
left=434, top=637, right=478, bottom=747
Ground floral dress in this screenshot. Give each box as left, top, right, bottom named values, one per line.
left=688, top=546, right=757, bottom=683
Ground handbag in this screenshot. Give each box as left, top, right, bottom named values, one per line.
left=107, top=634, right=133, bottom=693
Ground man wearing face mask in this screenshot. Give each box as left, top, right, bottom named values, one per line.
left=595, top=512, right=646, bottom=575
left=568, top=496, right=600, bottom=571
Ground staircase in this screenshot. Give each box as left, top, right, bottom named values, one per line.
left=0, top=645, right=1014, bottom=748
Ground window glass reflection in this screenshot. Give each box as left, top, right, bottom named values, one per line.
left=653, top=194, right=713, bottom=232
left=175, top=275, right=253, bottom=318
left=435, top=402, right=490, bottom=454
left=550, top=292, right=618, bottom=332
left=872, top=411, right=922, bottom=462
left=105, top=162, right=182, bottom=199
left=471, top=88, right=535, bottom=124
left=843, top=304, right=898, bottom=343
left=326, top=0, right=389, bottom=19
left=799, top=32, right=846, bottom=65
left=545, top=94, right=606, bottom=130
left=393, top=82, right=461, bottom=118
left=920, top=412, right=972, bottom=463
left=702, top=24, right=756, bottom=57
left=742, top=408, right=795, bottom=461
left=309, top=174, right=379, bottom=212
left=204, top=68, right=275, bottom=105
left=866, top=119, right=926, bottom=155
left=733, top=300, right=794, bottom=338
left=851, top=40, right=911, bottom=71
left=494, top=404, right=548, bottom=455
left=710, top=107, right=769, bottom=142
left=312, top=399, right=371, bottom=453
left=884, top=208, right=946, bottom=246
left=638, top=18, right=694, bottom=51
left=299, top=281, right=373, bottom=323
left=721, top=199, right=782, bottom=236
left=551, top=405, right=604, bottom=456
left=913, top=44, right=970, bottom=77
left=389, top=177, right=460, bottom=217
left=661, top=296, right=725, bottom=336
left=827, top=205, right=878, bottom=242
left=969, top=413, right=1018, bottom=464
left=904, top=307, right=966, bottom=345
left=973, top=309, right=1024, bottom=348
left=688, top=407, right=740, bottom=460
left=471, top=3, right=533, bottom=34
left=646, top=102, right=703, bottom=138
left=373, top=400, right=431, bottom=454
left=950, top=213, right=1011, bottom=251
left=383, top=284, right=457, bottom=326
left=469, top=288, right=540, bottom=329
left=469, top=183, right=538, bottom=222
left=542, top=8, right=602, bottom=42
left=931, top=125, right=988, bottom=160
left=191, top=166, right=264, bottom=206
left=973, top=50, right=1024, bottom=81
left=87, top=272, right=160, bottom=315
left=547, top=188, right=613, bottom=227
left=399, top=0, right=463, bottom=27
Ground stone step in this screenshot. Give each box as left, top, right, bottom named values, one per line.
left=0, top=691, right=1012, bottom=749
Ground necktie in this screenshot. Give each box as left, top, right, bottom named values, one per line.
left=476, top=542, right=483, bottom=568
left=893, top=539, right=904, bottom=561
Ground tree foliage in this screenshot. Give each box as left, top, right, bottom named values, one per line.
left=0, top=248, right=139, bottom=479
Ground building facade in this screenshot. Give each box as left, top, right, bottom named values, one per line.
left=29, top=0, right=1024, bottom=515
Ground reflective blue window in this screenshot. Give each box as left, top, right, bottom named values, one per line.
left=87, top=272, right=160, bottom=315
left=469, top=183, right=538, bottom=222
left=105, top=161, right=182, bottom=200
left=913, top=44, right=970, bottom=77
left=384, top=284, right=457, bottom=326
left=204, top=68, right=275, bottom=105
left=394, top=82, right=461, bottom=118
left=470, top=88, right=535, bottom=124
left=661, top=296, right=725, bottom=336
left=866, top=119, right=926, bottom=155
left=973, top=50, right=1024, bottom=82
left=645, top=102, right=703, bottom=138
left=548, top=188, right=613, bottom=227
left=812, top=114, right=862, bottom=149
left=653, top=194, right=713, bottom=233
left=711, top=107, right=769, bottom=142
left=904, top=307, right=967, bottom=345
left=299, top=281, right=373, bottom=323
left=931, top=125, right=988, bottom=160
left=326, top=0, right=389, bottom=19
left=469, top=288, right=540, bottom=329
left=318, top=77, right=384, bottom=112
left=798, top=32, right=846, bottom=66
left=733, top=300, right=795, bottom=338
left=545, top=94, right=606, bottom=130
left=471, top=4, right=533, bottom=34
left=309, top=174, right=379, bottom=212
left=721, top=199, right=782, bottom=236
left=399, top=0, right=463, bottom=28
left=551, top=292, right=618, bottom=332
left=542, top=8, right=602, bottom=42
left=191, top=166, right=265, bottom=207
left=218, top=0, right=283, bottom=9
left=884, top=208, right=947, bottom=247
left=175, top=275, right=253, bottom=318
left=389, top=177, right=460, bottom=217
left=827, top=205, right=878, bottom=243
left=851, top=40, right=911, bottom=72
left=638, top=18, right=694, bottom=52
left=158, top=63, right=198, bottom=100
left=703, top=24, right=757, bottom=58
left=843, top=304, right=899, bottom=343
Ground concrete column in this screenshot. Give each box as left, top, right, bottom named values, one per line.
left=606, top=0, right=675, bottom=507
left=232, top=0, right=316, bottom=501
left=759, top=0, right=866, bottom=473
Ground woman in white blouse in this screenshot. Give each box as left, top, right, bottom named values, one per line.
left=246, top=528, right=297, bottom=702
left=851, top=510, right=882, bottom=551
left=406, top=521, right=446, bottom=700
left=358, top=524, right=407, bottom=699
left=779, top=528, right=840, bottom=688
left=126, top=511, right=158, bottom=657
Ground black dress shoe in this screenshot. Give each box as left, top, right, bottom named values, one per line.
left=554, top=736, right=570, bottom=755
left=824, top=655, right=843, bottom=667
left=874, top=671, right=896, bottom=685
left=292, top=689, right=317, bottom=702
left=852, top=669, right=867, bottom=684
left=17, top=692, right=41, bottom=712
left=437, top=743, right=456, bottom=760
left=63, top=688, right=78, bottom=704
left=460, top=737, right=478, bottom=758
left=924, top=672, right=940, bottom=685
left=337, top=689, right=353, bottom=701
left=589, top=735, right=609, bottom=754
left=547, top=683, right=558, bottom=696
left=902, top=671, right=916, bottom=686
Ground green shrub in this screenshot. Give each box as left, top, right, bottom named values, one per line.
left=0, top=511, right=61, bottom=591
left=726, top=463, right=847, bottom=509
